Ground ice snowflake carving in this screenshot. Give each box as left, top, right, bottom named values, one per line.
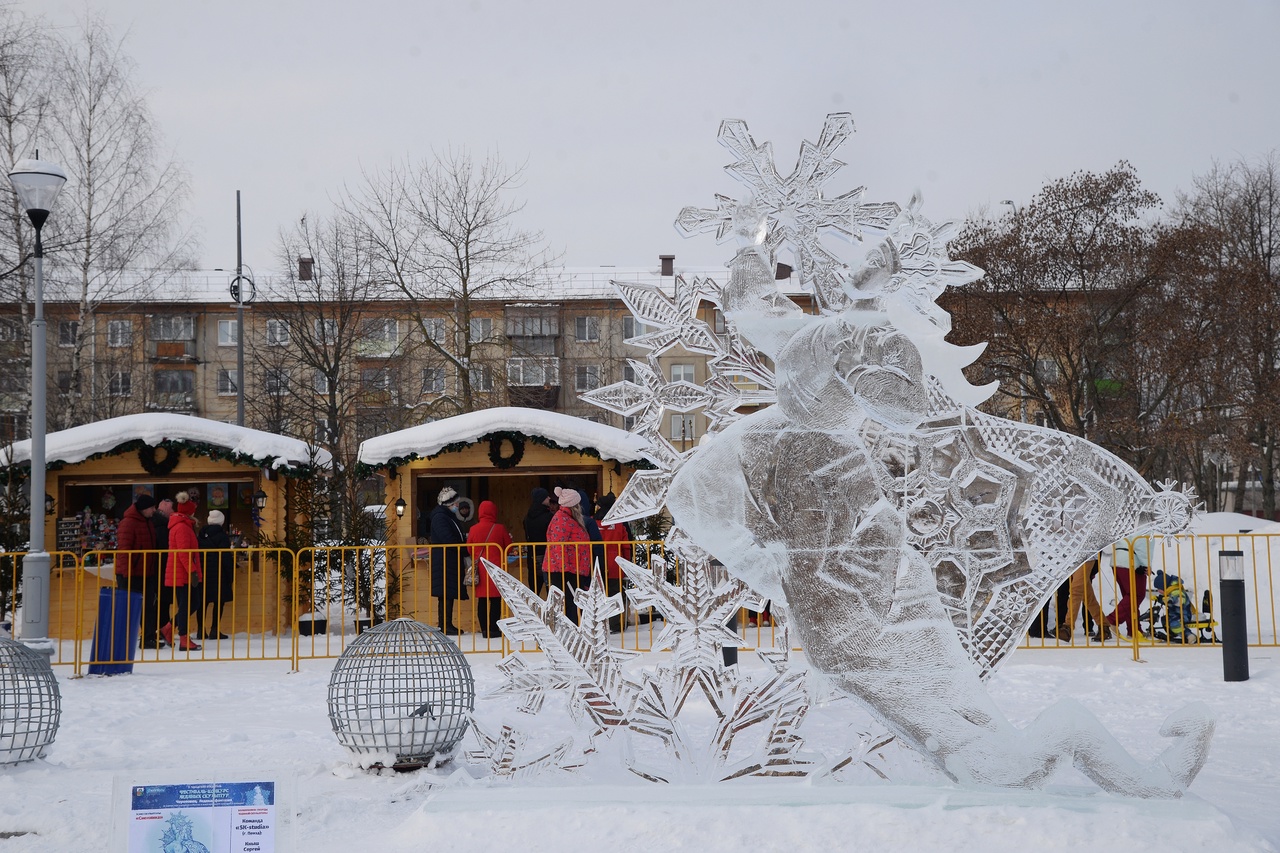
left=589, top=114, right=1212, bottom=798
left=476, top=557, right=818, bottom=784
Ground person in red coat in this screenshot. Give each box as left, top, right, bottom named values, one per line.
left=467, top=500, right=513, bottom=639
left=160, top=491, right=203, bottom=651
left=543, top=486, right=591, bottom=624
left=595, top=492, right=633, bottom=632
left=115, top=494, right=163, bottom=648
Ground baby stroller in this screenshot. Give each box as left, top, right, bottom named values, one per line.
left=1140, top=570, right=1218, bottom=644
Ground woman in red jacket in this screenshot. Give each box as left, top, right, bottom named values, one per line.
left=543, top=486, right=591, bottom=625
left=467, top=500, right=513, bottom=639
left=595, top=492, right=633, bottom=632
left=160, top=491, right=203, bottom=651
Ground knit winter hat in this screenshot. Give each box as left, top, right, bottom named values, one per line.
left=554, top=486, right=580, bottom=508
left=176, top=500, right=198, bottom=515
left=531, top=487, right=550, bottom=504
left=134, top=494, right=156, bottom=511
left=207, top=509, right=225, bottom=526
left=438, top=486, right=458, bottom=505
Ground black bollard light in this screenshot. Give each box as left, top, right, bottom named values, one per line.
left=1219, top=550, right=1249, bottom=682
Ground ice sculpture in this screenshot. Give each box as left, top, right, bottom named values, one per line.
left=588, top=114, right=1212, bottom=797
left=479, top=557, right=817, bottom=782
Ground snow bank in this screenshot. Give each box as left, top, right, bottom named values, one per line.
left=0, top=413, right=331, bottom=472
left=358, top=407, right=651, bottom=467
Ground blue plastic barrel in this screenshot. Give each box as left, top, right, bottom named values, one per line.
left=88, top=587, right=143, bottom=675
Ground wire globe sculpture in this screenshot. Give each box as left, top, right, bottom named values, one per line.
left=327, top=618, right=475, bottom=770
left=0, top=637, right=62, bottom=764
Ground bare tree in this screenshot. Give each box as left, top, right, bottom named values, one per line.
left=39, top=13, right=194, bottom=428
left=256, top=213, right=402, bottom=540
left=1173, top=154, right=1280, bottom=515
left=347, top=150, right=560, bottom=417
left=946, top=163, right=1171, bottom=465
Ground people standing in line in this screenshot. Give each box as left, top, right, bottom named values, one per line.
left=428, top=487, right=467, bottom=636
left=149, top=496, right=175, bottom=646
left=467, top=500, right=513, bottom=639
left=522, top=487, right=555, bottom=592
left=595, top=492, right=633, bottom=633
left=114, top=493, right=162, bottom=650
left=160, top=492, right=203, bottom=651
left=1104, top=536, right=1150, bottom=638
left=197, top=509, right=236, bottom=640
left=1062, top=557, right=1110, bottom=641
left=543, top=486, right=591, bottom=625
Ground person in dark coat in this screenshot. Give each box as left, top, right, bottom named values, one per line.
left=522, top=487, right=555, bottom=592
left=428, top=486, right=467, bottom=635
left=578, top=488, right=605, bottom=576
left=115, top=494, right=162, bottom=649
left=197, top=509, right=236, bottom=640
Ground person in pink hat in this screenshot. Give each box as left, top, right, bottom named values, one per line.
left=543, top=486, right=591, bottom=624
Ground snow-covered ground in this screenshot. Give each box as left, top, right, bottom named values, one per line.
left=1, top=644, right=1276, bottom=852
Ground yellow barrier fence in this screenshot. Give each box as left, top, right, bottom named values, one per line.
left=4, top=533, right=1275, bottom=673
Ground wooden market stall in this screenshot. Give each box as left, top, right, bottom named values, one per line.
left=3, top=413, right=330, bottom=640
left=357, top=407, right=654, bottom=631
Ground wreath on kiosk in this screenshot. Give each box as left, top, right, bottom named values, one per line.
left=487, top=434, right=525, bottom=469
left=138, top=444, right=181, bottom=477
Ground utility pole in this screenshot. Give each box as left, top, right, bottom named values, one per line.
left=236, top=191, right=245, bottom=426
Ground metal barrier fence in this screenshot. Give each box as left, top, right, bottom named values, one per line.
left=2, top=533, right=1276, bottom=673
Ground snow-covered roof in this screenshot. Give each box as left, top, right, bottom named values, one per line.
left=1, top=413, right=331, bottom=473
left=358, top=407, right=652, bottom=467
left=36, top=265, right=810, bottom=305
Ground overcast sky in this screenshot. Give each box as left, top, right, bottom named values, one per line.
left=22, top=0, right=1280, bottom=277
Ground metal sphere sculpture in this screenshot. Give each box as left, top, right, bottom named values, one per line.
left=0, top=637, right=62, bottom=764
left=327, top=618, right=474, bottom=770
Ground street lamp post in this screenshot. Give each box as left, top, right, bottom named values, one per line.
left=8, top=157, right=67, bottom=652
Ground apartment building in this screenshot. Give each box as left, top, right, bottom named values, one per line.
left=0, top=264, right=750, bottom=454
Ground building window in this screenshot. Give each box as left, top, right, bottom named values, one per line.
left=507, top=358, right=560, bottom=386
left=0, top=413, right=24, bottom=442
left=264, top=369, right=289, bottom=396
left=468, top=365, right=493, bottom=392
left=421, top=317, right=447, bottom=344
left=712, top=309, right=727, bottom=334
left=421, top=367, right=445, bottom=395
left=623, top=361, right=637, bottom=383
left=0, top=372, right=22, bottom=393
left=1034, top=358, right=1059, bottom=383
left=505, top=313, right=558, bottom=337
left=313, top=370, right=332, bottom=395
left=361, top=367, right=392, bottom=392
left=107, top=319, right=132, bottom=347
left=670, top=363, right=695, bottom=383
left=359, top=318, right=397, bottom=356
left=575, top=364, right=601, bottom=391
left=0, top=319, right=20, bottom=342
left=574, top=316, right=600, bottom=342
left=315, top=417, right=336, bottom=444
left=266, top=319, right=291, bottom=346
left=58, top=321, right=79, bottom=347
left=108, top=371, right=132, bottom=397
left=153, top=369, right=194, bottom=403
left=217, top=369, right=239, bottom=396
left=217, top=319, right=239, bottom=346
left=670, top=414, right=696, bottom=443
left=56, top=370, right=80, bottom=393
left=150, top=316, right=194, bottom=341
left=469, top=317, right=493, bottom=342
left=314, top=318, right=338, bottom=344
left=622, top=317, right=649, bottom=340
left=623, top=415, right=638, bottom=431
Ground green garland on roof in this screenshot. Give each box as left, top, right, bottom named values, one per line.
left=5, top=438, right=322, bottom=480
left=357, top=430, right=656, bottom=477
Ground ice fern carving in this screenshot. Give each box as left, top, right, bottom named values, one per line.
left=473, top=558, right=818, bottom=784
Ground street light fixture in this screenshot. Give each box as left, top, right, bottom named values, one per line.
left=253, top=489, right=268, bottom=511
left=1000, top=199, right=1018, bottom=217
left=8, top=157, right=67, bottom=652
